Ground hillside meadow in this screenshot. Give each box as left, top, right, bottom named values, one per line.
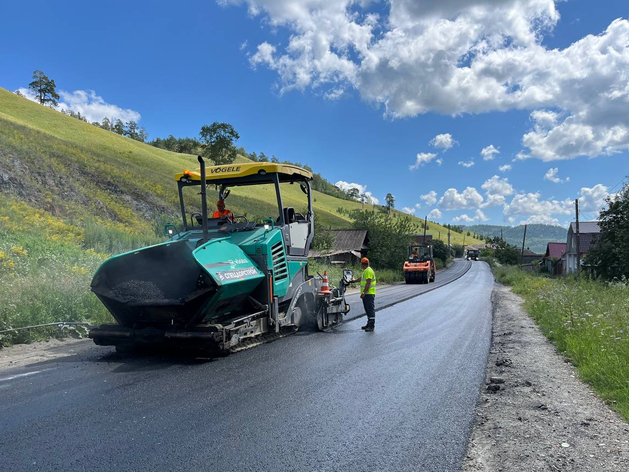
left=0, top=88, right=481, bottom=344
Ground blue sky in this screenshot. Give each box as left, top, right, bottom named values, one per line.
left=1, top=0, right=628, bottom=226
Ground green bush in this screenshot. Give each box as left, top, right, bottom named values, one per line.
left=480, top=248, right=493, bottom=257
left=350, top=210, right=417, bottom=270
left=312, top=219, right=334, bottom=250
left=432, top=239, right=449, bottom=265
left=495, top=243, right=521, bottom=265
left=587, top=182, right=629, bottom=281
left=451, top=245, right=464, bottom=258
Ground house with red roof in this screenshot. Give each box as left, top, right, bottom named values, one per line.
left=542, top=242, right=567, bottom=275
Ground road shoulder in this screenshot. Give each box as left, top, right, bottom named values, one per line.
left=0, top=338, right=93, bottom=371
left=463, top=284, right=629, bottom=472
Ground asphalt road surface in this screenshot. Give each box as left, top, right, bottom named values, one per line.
left=0, top=260, right=492, bottom=472
left=344, top=259, right=472, bottom=321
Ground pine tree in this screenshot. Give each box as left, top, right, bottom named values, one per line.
left=385, top=193, right=395, bottom=213
left=113, top=119, right=125, bottom=135
left=28, top=70, right=60, bottom=107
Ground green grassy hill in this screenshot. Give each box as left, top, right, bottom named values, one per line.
left=0, top=87, right=480, bottom=342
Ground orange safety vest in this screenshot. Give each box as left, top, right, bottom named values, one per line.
left=212, top=209, right=233, bottom=220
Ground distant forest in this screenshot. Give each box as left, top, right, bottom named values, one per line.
left=465, top=224, right=568, bottom=253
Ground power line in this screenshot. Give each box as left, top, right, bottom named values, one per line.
left=608, top=175, right=627, bottom=194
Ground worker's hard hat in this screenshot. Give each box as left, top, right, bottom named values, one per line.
left=360, top=257, right=369, bottom=264
left=217, top=200, right=225, bottom=207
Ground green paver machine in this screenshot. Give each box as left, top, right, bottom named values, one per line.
left=89, top=157, right=351, bottom=352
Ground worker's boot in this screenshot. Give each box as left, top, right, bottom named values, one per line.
left=364, top=320, right=375, bottom=332
left=361, top=322, right=370, bottom=330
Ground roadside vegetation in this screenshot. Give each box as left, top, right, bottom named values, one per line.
left=483, top=181, right=629, bottom=420
left=493, top=266, right=629, bottom=421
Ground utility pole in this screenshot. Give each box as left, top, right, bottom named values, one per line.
left=575, top=199, right=581, bottom=276
left=423, top=215, right=428, bottom=243
left=447, top=224, right=451, bottom=249
left=520, top=224, right=527, bottom=266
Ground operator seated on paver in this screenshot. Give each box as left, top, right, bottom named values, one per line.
left=350, top=257, right=377, bottom=332
left=212, top=200, right=233, bottom=221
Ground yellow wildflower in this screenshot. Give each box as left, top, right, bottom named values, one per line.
left=11, top=245, right=28, bottom=257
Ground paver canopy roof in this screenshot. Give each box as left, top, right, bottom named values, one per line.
left=175, top=162, right=313, bottom=182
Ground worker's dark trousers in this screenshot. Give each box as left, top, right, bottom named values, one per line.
left=362, top=294, right=375, bottom=325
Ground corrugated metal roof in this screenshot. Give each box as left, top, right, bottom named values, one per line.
left=566, top=232, right=600, bottom=254
left=545, top=242, right=566, bottom=259
left=331, top=229, right=368, bottom=251
left=578, top=233, right=599, bottom=253
left=309, top=249, right=362, bottom=258
left=569, top=221, right=600, bottom=234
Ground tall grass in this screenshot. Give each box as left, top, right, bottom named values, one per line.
left=0, top=211, right=165, bottom=346
left=82, top=219, right=163, bottom=254
left=494, top=266, right=629, bottom=421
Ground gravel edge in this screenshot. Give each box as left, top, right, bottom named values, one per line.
left=463, top=284, right=629, bottom=472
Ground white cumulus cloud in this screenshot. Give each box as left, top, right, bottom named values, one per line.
left=430, top=133, right=455, bottom=151
left=544, top=167, right=570, bottom=183
left=578, top=184, right=609, bottom=213
left=335, top=180, right=379, bottom=204
left=410, top=152, right=438, bottom=170
left=481, top=145, right=500, bottom=161
left=499, top=164, right=512, bottom=172
left=427, top=209, right=442, bottom=220
left=458, top=159, right=475, bottom=168
left=438, top=187, right=484, bottom=210
left=224, top=1, right=629, bottom=161
left=481, top=194, right=507, bottom=208
left=482, top=175, right=514, bottom=196
left=452, top=214, right=475, bottom=223
left=17, top=87, right=141, bottom=124
left=403, top=206, right=416, bottom=215
left=420, top=190, right=438, bottom=206
left=475, top=209, right=489, bottom=222
left=503, top=192, right=572, bottom=221
left=453, top=209, right=488, bottom=223
left=520, top=214, right=560, bottom=225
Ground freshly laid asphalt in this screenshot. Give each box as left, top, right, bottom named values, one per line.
left=343, top=259, right=472, bottom=322
left=0, top=260, right=493, bottom=472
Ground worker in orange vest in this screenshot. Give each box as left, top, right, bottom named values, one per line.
left=212, top=200, right=233, bottom=221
